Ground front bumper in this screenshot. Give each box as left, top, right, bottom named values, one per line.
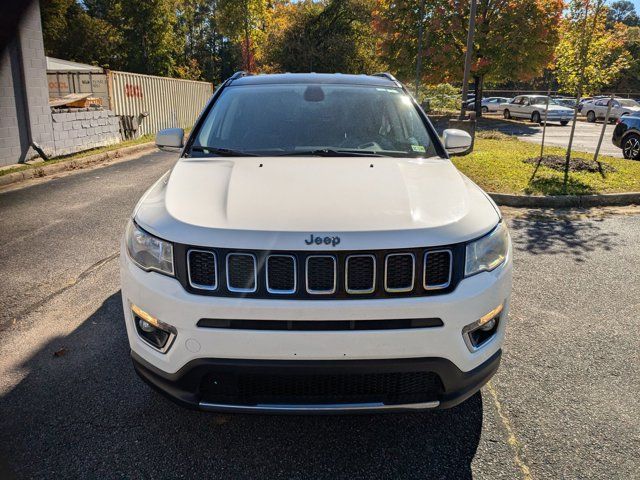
left=131, top=349, right=502, bottom=412
left=121, top=241, right=512, bottom=412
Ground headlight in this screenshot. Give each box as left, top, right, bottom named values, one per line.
left=465, top=222, right=509, bottom=277
left=125, top=220, right=174, bottom=276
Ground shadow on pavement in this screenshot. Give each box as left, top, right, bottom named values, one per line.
left=508, top=210, right=618, bottom=262
left=0, top=293, right=484, bottom=479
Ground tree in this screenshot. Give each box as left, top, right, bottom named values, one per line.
left=554, top=2, right=630, bottom=97
left=217, top=0, right=267, bottom=72
left=119, top=0, right=183, bottom=76
left=265, top=0, right=381, bottom=74
left=41, top=0, right=124, bottom=69
left=375, top=0, right=564, bottom=114
left=554, top=0, right=631, bottom=192
left=612, top=26, right=640, bottom=93
left=607, top=0, right=640, bottom=27
left=174, top=0, right=241, bottom=83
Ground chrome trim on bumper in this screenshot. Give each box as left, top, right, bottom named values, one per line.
left=198, top=400, right=440, bottom=413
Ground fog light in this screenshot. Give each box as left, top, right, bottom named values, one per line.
left=479, top=318, right=496, bottom=332
left=138, top=319, right=155, bottom=333
left=462, top=304, right=503, bottom=352
left=131, top=304, right=176, bottom=353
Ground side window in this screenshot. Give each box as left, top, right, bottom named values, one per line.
left=612, top=101, right=621, bottom=108
left=522, top=97, right=529, bottom=105
left=595, top=99, right=607, bottom=107
left=512, top=96, right=521, bottom=104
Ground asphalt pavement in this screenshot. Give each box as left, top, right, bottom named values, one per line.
left=480, top=116, right=622, bottom=158
left=0, top=151, right=638, bottom=479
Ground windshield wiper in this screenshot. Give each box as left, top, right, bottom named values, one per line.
left=277, top=149, right=383, bottom=157
left=190, top=146, right=258, bottom=156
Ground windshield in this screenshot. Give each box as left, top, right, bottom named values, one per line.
left=619, top=99, right=639, bottom=107
left=192, top=84, right=439, bottom=158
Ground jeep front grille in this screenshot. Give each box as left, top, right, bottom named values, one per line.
left=178, top=245, right=460, bottom=299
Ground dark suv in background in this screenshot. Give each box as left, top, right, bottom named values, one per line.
left=612, top=112, right=640, bottom=160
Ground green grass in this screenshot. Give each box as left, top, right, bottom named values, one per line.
left=0, top=134, right=155, bottom=178
left=452, top=137, right=640, bottom=195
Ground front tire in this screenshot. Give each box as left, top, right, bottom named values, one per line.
left=587, top=111, right=596, bottom=123
left=503, top=109, right=511, bottom=119
left=623, top=134, right=640, bottom=160
left=481, top=106, right=489, bottom=114
left=560, top=120, right=569, bottom=126
left=531, top=111, right=541, bottom=124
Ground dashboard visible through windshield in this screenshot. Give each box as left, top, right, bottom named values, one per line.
left=192, top=84, right=440, bottom=158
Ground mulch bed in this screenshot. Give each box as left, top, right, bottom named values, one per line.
left=523, top=155, right=616, bottom=174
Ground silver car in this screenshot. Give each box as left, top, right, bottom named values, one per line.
left=481, top=97, right=511, bottom=113
left=582, top=98, right=640, bottom=123
left=502, top=95, right=573, bottom=125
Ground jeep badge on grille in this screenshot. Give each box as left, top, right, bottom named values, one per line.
left=305, top=234, right=341, bottom=247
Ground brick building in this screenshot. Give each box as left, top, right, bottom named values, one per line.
left=0, top=1, right=54, bottom=167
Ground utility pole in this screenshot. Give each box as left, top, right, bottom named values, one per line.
left=459, top=0, right=477, bottom=120
left=415, top=0, right=426, bottom=97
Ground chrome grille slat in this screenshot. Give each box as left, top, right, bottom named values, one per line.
left=423, top=250, right=452, bottom=290
left=384, top=253, right=415, bottom=293
left=226, top=253, right=258, bottom=293
left=345, top=254, right=376, bottom=294
left=266, top=255, right=297, bottom=294
left=306, top=255, right=337, bottom=294
left=187, top=250, right=217, bottom=290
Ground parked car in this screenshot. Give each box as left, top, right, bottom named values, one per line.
left=612, top=111, right=640, bottom=160
left=480, top=97, right=511, bottom=113
left=552, top=97, right=577, bottom=108
left=121, top=72, right=513, bottom=413
left=582, top=97, right=640, bottom=122
left=463, top=96, right=476, bottom=109
left=502, top=95, right=573, bottom=125
left=577, top=96, right=605, bottom=113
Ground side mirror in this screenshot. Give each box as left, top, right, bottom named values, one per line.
left=443, top=128, right=472, bottom=155
left=156, top=128, right=184, bottom=151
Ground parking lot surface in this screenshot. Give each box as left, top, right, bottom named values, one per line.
left=481, top=116, right=622, bottom=158
left=0, top=151, right=638, bottom=479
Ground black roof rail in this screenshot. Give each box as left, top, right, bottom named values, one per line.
left=372, top=72, right=400, bottom=84
left=226, top=71, right=250, bottom=84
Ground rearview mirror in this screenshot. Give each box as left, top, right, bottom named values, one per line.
left=156, top=128, right=184, bottom=151
left=443, top=129, right=472, bottom=155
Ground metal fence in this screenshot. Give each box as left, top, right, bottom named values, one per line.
left=107, top=71, right=213, bottom=136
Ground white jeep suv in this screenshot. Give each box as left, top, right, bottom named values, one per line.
left=121, top=72, right=512, bottom=413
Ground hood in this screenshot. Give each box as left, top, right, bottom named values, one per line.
left=134, top=156, right=500, bottom=250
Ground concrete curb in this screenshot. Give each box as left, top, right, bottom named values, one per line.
left=0, top=142, right=157, bottom=188
left=490, top=192, right=640, bottom=208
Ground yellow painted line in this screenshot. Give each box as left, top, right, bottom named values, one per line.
left=487, top=381, right=533, bottom=480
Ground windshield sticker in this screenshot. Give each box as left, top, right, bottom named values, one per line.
left=411, top=145, right=426, bottom=153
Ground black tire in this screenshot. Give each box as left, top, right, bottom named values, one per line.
left=622, top=133, right=640, bottom=160
left=587, top=111, right=596, bottom=123
left=503, top=109, right=511, bottom=119
left=481, top=106, right=489, bottom=114
left=531, top=111, right=541, bottom=124
left=560, top=121, right=569, bottom=126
